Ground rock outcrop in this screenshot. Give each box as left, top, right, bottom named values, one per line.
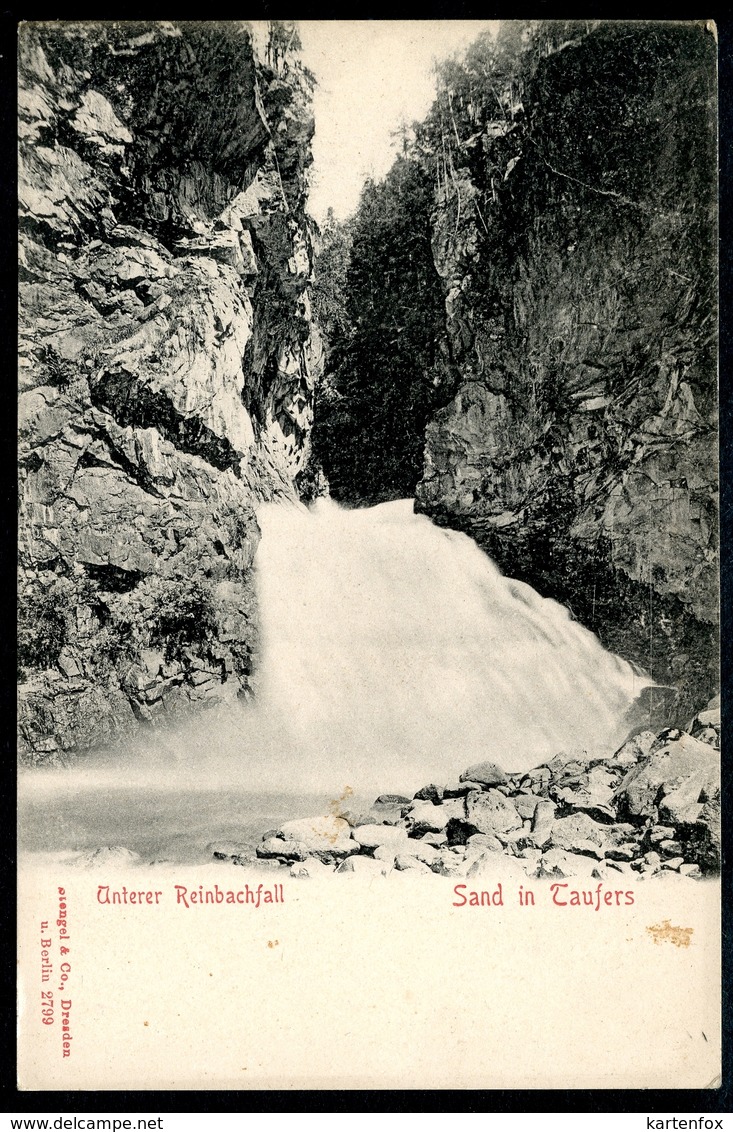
left=415, top=23, right=718, bottom=719
left=18, top=21, right=322, bottom=762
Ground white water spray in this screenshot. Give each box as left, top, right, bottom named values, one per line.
left=250, top=497, right=648, bottom=793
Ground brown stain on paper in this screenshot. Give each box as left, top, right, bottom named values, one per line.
left=292, top=789, right=355, bottom=847
left=330, top=784, right=354, bottom=815
left=325, top=784, right=354, bottom=840
left=646, top=920, right=694, bottom=948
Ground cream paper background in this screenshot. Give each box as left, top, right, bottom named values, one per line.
left=18, top=860, right=721, bottom=1091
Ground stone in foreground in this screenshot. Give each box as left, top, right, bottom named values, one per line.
left=614, top=733, right=719, bottom=821
left=278, top=815, right=353, bottom=852
left=463, top=789, right=522, bottom=835
left=336, top=856, right=390, bottom=876
left=459, top=761, right=508, bottom=787
left=351, top=824, right=409, bottom=851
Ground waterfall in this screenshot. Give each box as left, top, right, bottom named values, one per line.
left=249, top=497, right=649, bottom=793
left=18, top=496, right=653, bottom=860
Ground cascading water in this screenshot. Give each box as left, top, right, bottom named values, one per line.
left=251, top=497, right=649, bottom=793
left=19, top=496, right=651, bottom=861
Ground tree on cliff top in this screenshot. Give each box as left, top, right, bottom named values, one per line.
left=310, top=208, right=352, bottom=352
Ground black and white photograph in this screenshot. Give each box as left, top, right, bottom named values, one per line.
left=16, top=19, right=721, bottom=1092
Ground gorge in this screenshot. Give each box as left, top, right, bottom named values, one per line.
left=18, top=22, right=719, bottom=864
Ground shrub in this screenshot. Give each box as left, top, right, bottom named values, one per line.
left=18, top=586, right=68, bottom=676
left=149, top=578, right=218, bottom=661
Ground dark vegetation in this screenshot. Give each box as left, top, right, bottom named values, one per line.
left=18, top=586, right=68, bottom=677
left=148, top=579, right=218, bottom=662
left=310, top=161, right=451, bottom=504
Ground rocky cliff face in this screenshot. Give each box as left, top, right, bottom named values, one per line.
left=415, top=23, right=718, bottom=720
left=18, top=21, right=322, bottom=763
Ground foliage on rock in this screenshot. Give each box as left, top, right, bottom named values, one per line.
left=18, top=582, right=69, bottom=677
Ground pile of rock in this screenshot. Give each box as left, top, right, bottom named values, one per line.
left=221, top=697, right=721, bottom=881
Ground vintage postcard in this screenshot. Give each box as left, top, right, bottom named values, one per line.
left=17, top=20, right=720, bottom=1091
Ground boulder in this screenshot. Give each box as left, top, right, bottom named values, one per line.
left=691, top=723, right=720, bottom=748
left=404, top=797, right=465, bottom=834
left=605, top=843, right=639, bottom=863
left=429, top=850, right=465, bottom=877
left=535, top=848, right=600, bottom=879
left=544, top=752, right=588, bottom=777
left=459, top=761, right=508, bottom=786
left=605, top=822, right=641, bottom=846
left=658, top=772, right=709, bottom=825
left=648, top=824, right=676, bottom=844
left=559, top=797, right=617, bottom=823
left=277, top=815, right=354, bottom=856
left=518, top=766, right=552, bottom=794
left=278, top=814, right=349, bottom=843
left=462, top=851, right=531, bottom=881
left=605, top=859, right=634, bottom=875
left=289, top=858, right=333, bottom=878
left=688, top=694, right=720, bottom=746
left=661, top=857, right=686, bottom=871
left=614, top=732, right=719, bottom=821
left=465, top=832, right=504, bottom=853
left=511, top=793, right=545, bottom=821
left=235, top=856, right=282, bottom=871
left=369, top=800, right=407, bottom=824
left=336, top=855, right=390, bottom=877
left=403, top=840, right=441, bottom=865
left=413, top=783, right=444, bottom=803
left=419, top=831, right=448, bottom=847
left=394, top=854, right=432, bottom=873
left=340, top=809, right=380, bottom=829
left=530, top=799, right=556, bottom=845
left=351, top=824, right=409, bottom=851
left=443, top=780, right=485, bottom=797
left=600, top=730, right=657, bottom=770
left=683, top=789, right=721, bottom=872
left=547, top=812, right=609, bottom=855
left=257, top=837, right=310, bottom=862
left=462, top=789, right=522, bottom=836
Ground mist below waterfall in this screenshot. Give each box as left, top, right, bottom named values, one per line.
left=20, top=498, right=651, bottom=809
